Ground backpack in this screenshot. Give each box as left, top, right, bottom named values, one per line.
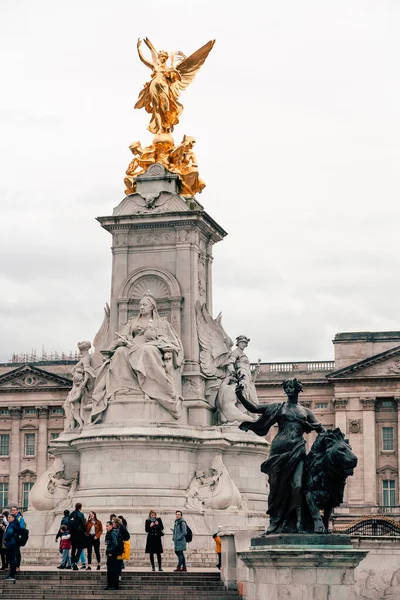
left=185, top=524, right=193, bottom=543
left=68, top=512, right=84, bottom=533
left=115, top=530, right=124, bottom=556
left=16, top=527, right=29, bottom=547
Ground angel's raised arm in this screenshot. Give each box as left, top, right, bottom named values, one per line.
left=137, top=38, right=154, bottom=70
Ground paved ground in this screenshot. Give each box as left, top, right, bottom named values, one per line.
left=20, top=565, right=219, bottom=572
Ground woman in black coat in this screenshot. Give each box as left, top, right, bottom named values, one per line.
left=145, top=510, right=164, bottom=571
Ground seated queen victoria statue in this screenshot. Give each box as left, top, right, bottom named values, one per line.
left=90, top=293, right=184, bottom=422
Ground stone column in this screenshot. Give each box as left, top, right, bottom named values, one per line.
left=36, top=406, right=49, bottom=478
left=8, top=407, right=22, bottom=505
left=332, top=398, right=349, bottom=503
left=361, top=397, right=377, bottom=507
left=396, top=397, right=400, bottom=502
left=332, top=398, right=348, bottom=433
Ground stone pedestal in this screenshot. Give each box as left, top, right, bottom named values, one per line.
left=235, top=535, right=367, bottom=600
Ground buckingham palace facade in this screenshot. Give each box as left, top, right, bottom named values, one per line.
left=1, top=330, right=400, bottom=523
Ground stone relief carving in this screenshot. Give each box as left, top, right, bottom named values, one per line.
left=361, top=398, right=376, bottom=411
left=332, top=398, right=349, bottom=410
left=176, top=229, right=190, bottom=242
left=355, top=567, right=400, bottom=599
left=89, top=293, right=184, bottom=423
left=130, top=276, right=169, bottom=300
left=182, top=377, right=205, bottom=398
left=133, top=231, right=175, bottom=246
left=186, top=454, right=245, bottom=512
left=387, top=359, right=400, bottom=374
left=195, top=301, right=259, bottom=425
left=348, top=419, right=362, bottom=434
left=9, top=407, right=22, bottom=418
left=63, top=341, right=96, bottom=430
left=8, top=374, right=57, bottom=388
left=198, top=253, right=207, bottom=299
left=29, top=457, right=78, bottom=512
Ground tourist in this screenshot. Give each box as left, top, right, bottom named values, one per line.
left=172, top=510, right=187, bottom=572
left=104, top=521, right=122, bottom=590
left=10, top=506, right=25, bottom=573
left=68, top=503, right=86, bottom=570
left=145, top=509, right=164, bottom=572
left=0, top=511, right=9, bottom=570
left=77, top=549, right=87, bottom=569
left=112, top=517, right=130, bottom=577
left=56, top=510, right=70, bottom=537
left=57, top=525, right=72, bottom=569
left=85, top=511, right=103, bottom=570
left=3, top=513, right=20, bottom=581
left=118, top=515, right=128, bottom=529
left=213, top=533, right=222, bottom=570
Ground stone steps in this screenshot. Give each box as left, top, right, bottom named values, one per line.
left=0, top=571, right=239, bottom=600
left=21, top=549, right=216, bottom=567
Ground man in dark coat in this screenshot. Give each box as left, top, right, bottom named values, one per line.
left=68, top=503, right=86, bottom=570
left=3, top=514, right=20, bottom=580
left=105, top=521, right=122, bottom=590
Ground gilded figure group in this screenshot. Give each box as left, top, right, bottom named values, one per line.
left=123, top=37, right=214, bottom=198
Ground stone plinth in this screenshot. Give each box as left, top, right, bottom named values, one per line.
left=26, top=423, right=269, bottom=550
left=235, top=535, right=367, bottom=600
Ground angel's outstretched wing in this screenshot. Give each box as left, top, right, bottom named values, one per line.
left=171, top=40, right=215, bottom=97
left=92, top=303, right=112, bottom=370
left=195, top=300, right=233, bottom=379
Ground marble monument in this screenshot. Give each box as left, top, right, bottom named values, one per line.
left=26, top=37, right=269, bottom=551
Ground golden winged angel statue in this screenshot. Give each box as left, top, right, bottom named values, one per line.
left=135, top=38, right=215, bottom=135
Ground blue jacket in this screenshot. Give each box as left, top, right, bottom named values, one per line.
left=105, top=529, right=121, bottom=557
left=4, top=521, right=19, bottom=548
left=172, top=518, right=187, bottom=552
left=16, top=513, right=25, bottom=529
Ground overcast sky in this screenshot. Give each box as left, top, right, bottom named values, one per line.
left=1, top=0, right=399, bottom=364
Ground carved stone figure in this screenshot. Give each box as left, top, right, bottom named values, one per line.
left=63, top=341, right=95, bottom=430
left=304, top=428, right=357, bottom=533
left=90, top=293, right=184, bottom=422
left=383, top=567, right=400, bottom=598
left=186, top=454, right=244, bottom=512
left=63, top=368, right=85, bottom=430
left=29, top=458, right=78, bottom=511
left=195, top=302, right=258, bottom=425
left=135, top=37, right=215, bottom=135
left=236, top=378, right=357, bottom=534
left=357, top=570, right=382, bottom=599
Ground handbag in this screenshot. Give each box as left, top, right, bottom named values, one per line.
left=117, top=539, right=131, bottom=561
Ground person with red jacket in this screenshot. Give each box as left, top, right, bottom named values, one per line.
left=57, top=526, right=72, bottom=569
left=85, top=511, right=103, bottom=570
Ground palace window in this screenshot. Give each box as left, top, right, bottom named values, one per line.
left=22, top=482, right=34, bottom=510
left=0, top=435, right=10, bottom=456
left=383, top=480, right=396, bottom=507
left=381, top=400, right=394, bottom=409
left=382, top=427, right=394, bottom=451
left=24, top=409, right=37, bottom=415
left=24, top=433, right=36, bottom=457
left=50, top=432, right=59, bottom=440
left=316, top=403, right=328, bottom=409
left=0, top=483, right=8, bottom=508
left=50, top=408, right=64, bottom=415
